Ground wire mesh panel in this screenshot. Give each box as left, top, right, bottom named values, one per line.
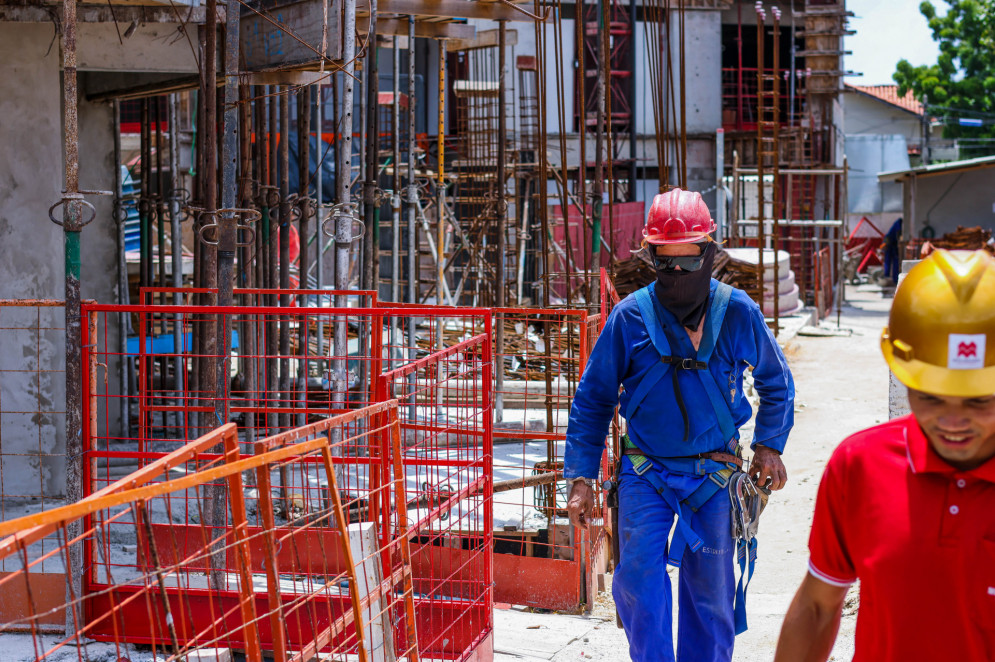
left=0, top=301, right=70, bottom=632
left=82, top=303, right=391, bottom=479
left=80, top=302, right=494, bottom=658
left=377, top=329, right=494, bottom=660
left=0, top=423, right=267, bottom=660
left=0, top=403, right=428, bottom=661
left=249, top=403, right=421, bottom=662
left=378, top=303, right=611, bottom=612
left=488, top=308, right=593, bottom=610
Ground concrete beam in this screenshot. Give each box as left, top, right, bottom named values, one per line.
left=367, top=0, right=532, bottom=22
left=0, top=4, right=217, bottom=22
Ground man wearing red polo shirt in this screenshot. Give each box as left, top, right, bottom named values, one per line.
left=775, top=249, right=995, bottom=661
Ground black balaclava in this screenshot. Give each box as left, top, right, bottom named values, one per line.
left=653, top=241, right=717, bottom=331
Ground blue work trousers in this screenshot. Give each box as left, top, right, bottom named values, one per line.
left=613, top=461, right=736, bottom=662
left=883, top=246, right=900, bottom=283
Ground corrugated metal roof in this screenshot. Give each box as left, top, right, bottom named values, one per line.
left=878, top=154, right=995, bottom=181
left=846, top=82, right=923, bottom=115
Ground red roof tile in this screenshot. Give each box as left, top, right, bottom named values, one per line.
left=845, top=82, right=923, bottom=115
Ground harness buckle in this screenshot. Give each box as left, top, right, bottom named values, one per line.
left=632, top=457, right=653, bottom=476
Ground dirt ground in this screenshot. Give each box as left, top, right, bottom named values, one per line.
left=494, top=286, right=893, bottom=661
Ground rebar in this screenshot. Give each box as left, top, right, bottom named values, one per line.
left=363, top=1, right=379, bottom=296
left=168, top=94, right=185, bottom=436
left=406, top=16, right=417, bottom=368
left=297, top=86, right=311, bottom=429
left=334, top=0, right=356, bottom=411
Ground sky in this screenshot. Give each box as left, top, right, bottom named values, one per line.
left=844, top=0, right=949, bottom=86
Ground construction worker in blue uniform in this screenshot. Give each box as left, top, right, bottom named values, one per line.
left=565, top=188, right=795, bottom=662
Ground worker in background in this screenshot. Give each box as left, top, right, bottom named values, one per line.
left=880, top=216, right=903, bottom=284
left=774, top=249, right=995, bottom=661
left=565, top=188, right=795, bottom=662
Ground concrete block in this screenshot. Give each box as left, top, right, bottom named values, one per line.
left=180, top=649, right=232, bottom=662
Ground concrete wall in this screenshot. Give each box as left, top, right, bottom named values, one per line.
left=0, top=24, right=64, bottom=300
left=845, top=93, right=922, bottom=148
left=0, top=24, right=68, bottom=501
left=0, top=21, right=190, bottom=503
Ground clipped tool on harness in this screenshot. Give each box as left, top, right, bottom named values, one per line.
left=730, top=471, right=770, bottom=541
left=728, top=470, right=771, bottom=634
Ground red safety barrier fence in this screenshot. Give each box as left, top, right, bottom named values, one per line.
left=0, top=300, right=92, bottom=634
left=0, top=401, right=426, bottom=662
left=82, top=294, right=609, bottom=616
left=80, top=301, right=495, bottom=658
left=488, top=308, right=592, bottom=610
left=81, top=302, right=489, bottom=460
left=376, top=329, right=495, bottom=658
left=375, top=301, right=612, bottom=611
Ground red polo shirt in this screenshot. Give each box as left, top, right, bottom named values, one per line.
left=808, top=414, right=995, bottom=660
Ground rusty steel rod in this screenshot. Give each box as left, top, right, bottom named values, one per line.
left=168, top=93, right=185, bottom=435
left=279, top=88, right=291, bottom=436
left=297, top=86, right=311, bottom=429
left=363, top=0, right=379, bottom=295
left=771, top=6, right=781, bottom=336
left=495, top=21, right=508, bottom=423
left=140, top=99, right=152, bottom=290
left=390, top=36, right=401, bottom=364
left=593, top=0, right=606, bottom=293
left=755, top=4, right=766, bottom=310
left=112, top=100, right=132, bottom=445
left=267, top=87, right=279, bottom=440
left=334, top=0, right=356, bottom=407
left=405, top=16, right=417, bottom=412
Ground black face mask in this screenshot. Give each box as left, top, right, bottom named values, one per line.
left=653, top=242, right=716, bottom=331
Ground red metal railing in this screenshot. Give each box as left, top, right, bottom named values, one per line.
left=0, top=405, right=430, bottom=661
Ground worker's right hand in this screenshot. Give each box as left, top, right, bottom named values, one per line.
left=567, top=481, right=595, bottom=530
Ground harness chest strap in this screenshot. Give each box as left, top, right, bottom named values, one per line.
left=624, top=284, right=759, bottom=634
left=628, top=282, right=737, bottom=445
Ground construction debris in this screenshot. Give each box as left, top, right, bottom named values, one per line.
left=610, top=247, right=763, bottom=300
left=930, top=225, right=993, bottom=252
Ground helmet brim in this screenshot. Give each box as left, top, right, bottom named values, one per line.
left=643, top=229, right=714, bottom=245
left=881, top=329, right=995, bottom=398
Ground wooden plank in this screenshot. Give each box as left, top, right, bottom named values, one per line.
left=370, top=0, right=532, bottom=21
left=240, top=0, right=343, bottom=71
left=246, top=70, right=332, bottom=86
left=447, top=27, right=518, bottom=51
left=0, top=4, right=217, bottom=22
left=369, top=17, right=477, bottom=39
left=349, top=521, right=394, bottom=662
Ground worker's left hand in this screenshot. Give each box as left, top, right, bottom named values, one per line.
left=749, top=445, right=787, bottom=491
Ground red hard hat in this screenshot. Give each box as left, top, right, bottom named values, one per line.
left=643, top=188, right=716, bottom=244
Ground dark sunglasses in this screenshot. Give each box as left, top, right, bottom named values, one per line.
left=653, top=249, right=707, bottom=272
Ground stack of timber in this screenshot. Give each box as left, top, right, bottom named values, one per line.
left=612, top=248, right=762, bottom=300
left=414, top=319, right=582, bottom=381
left=931, top=226, right=993, bottom=252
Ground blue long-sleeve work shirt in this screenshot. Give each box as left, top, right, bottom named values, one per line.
left=565, top=280, right=795, bottom=480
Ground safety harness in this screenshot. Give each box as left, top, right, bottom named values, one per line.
left=621, top=281, right=761, bottom=634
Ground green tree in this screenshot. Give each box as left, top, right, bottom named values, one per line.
left=893, top=0, right=995, bottom=145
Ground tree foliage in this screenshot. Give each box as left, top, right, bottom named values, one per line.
left=893, top=0, right=995, bottom=140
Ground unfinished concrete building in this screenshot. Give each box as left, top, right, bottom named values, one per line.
left=0, top=1, right=848, bottom=659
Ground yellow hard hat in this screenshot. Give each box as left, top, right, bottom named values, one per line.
left=881, top=249, right=995, bottom=397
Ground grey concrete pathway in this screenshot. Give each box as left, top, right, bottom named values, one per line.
left=495, top=287, right=893, bottom=661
